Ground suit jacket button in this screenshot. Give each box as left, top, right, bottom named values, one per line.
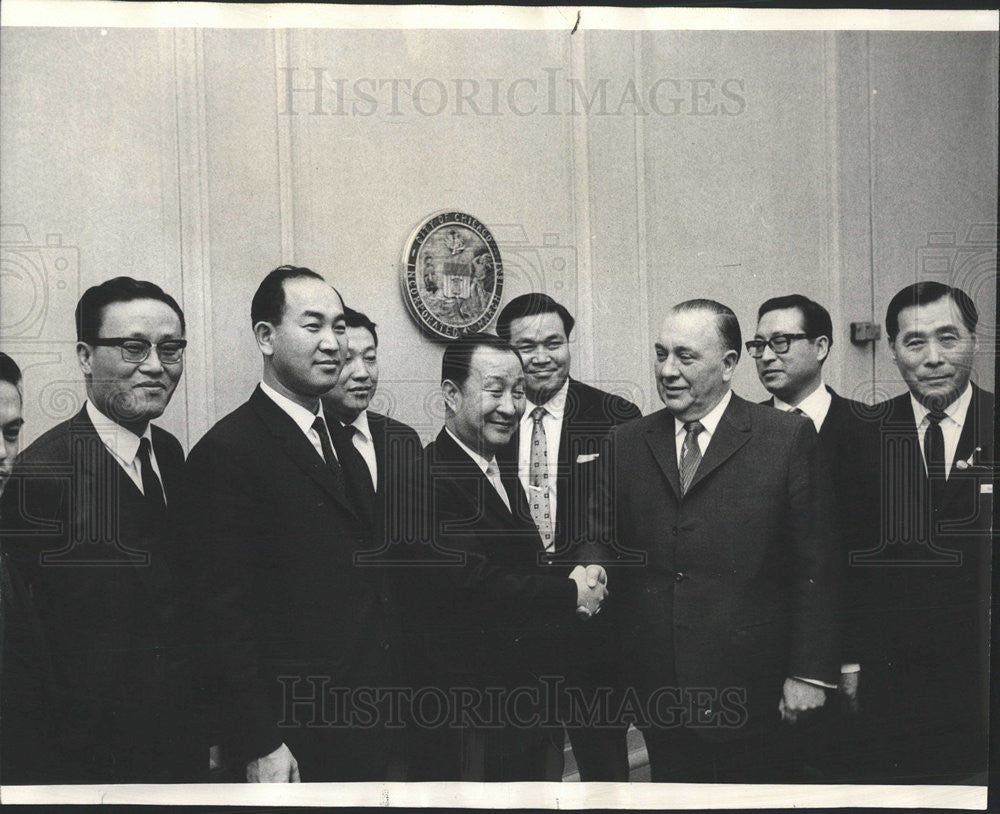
left=381, top=641, right=390, bottom=651
left=671, top=526, right=679, bottom=536
left=674, top=571, right=686, bottom=582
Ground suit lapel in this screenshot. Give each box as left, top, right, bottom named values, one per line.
left=436, top=430, right=540, bottom=550
left=151, top=426, right=182, bottom=502
left=367, top=411, right=387, bottom=497
left=644, top=411, right=682, bottom=501
left=684, top=394, right=753, bottom=496
left=938, top=386, right=987, bottom=510
left=250, top=387, right=358, bottom=519
left=69, top=409, right=173, bottom=603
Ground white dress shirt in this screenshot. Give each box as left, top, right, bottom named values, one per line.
left=446, top=428, right=510, bottom=511
left=911, top=383, right=973, bottom=480
left=517, top=378, right=568, bottom=525
left=85, top=400, right=163, bottom=499
left=672, top=389, right=732, bottom=467
left=773, top=382, right=832, bottom=433
left=339, top=410, right=378, bottom=490
left=260, top=380, right=336, bottom=462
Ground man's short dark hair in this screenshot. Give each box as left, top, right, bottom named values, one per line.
left=75, top=277, right=186, bottom=344
left=441, top=333, right=521, bottom=388
left=0, top=352, right=22, bottom=390
left=495, top=293, right=575, bottom=341
left=885, top=282, right=979, bottom=343
left=672, top=299, right=742, bottom=361
left=343, top=307, right=378, bottom=347
left=250, top=265, right=328, bottom=327
left=758, top=294, right=834, bottom=348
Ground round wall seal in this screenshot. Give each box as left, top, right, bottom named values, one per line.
left=401, top=211, right=503, bottom=339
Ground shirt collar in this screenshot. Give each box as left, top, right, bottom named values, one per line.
left=910, top=382, right=973, bottom=429
left=674, top=389, right=732, bottom=438
left=773, top=382, right=832, bottom=431
left=445, top=427, right=496, bottom=475
left=342, top=409, right=372, bottom=443
left=85, top=400, right=151, bottom=466
left=522, top=378, right=569, bottom=427
left=260, top=380, right=328, bottom=436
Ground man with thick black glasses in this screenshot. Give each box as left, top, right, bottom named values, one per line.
left=1, top=276, right=200, bottom=784
left=750, top=294, right=880, bottom=782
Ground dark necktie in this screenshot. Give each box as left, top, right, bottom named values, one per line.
left=137, top=437, right=166, bottom=513
left=789, top=407, right=806, bottom=417
left=679, top=420, right=704, bottom=495
left=924, top=410, right=947, bottom=481
left=332, top=422, right=376, bottom=524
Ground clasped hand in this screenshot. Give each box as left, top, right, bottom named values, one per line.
left=569, top=564, right=608, bottom=619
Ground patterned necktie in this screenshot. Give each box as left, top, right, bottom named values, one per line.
left=136, top=437, right=166, bottom=513
left=528, top=406, right=554, bottom=551
left=679, top=420, right=704, bottom=495
left=485, top=459, right=511, bottom=512
left=331, top=422, right=376, bottom=523
left=924, top=410, right=947, bottom=480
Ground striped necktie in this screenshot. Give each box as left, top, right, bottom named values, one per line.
left=679, top=421, right=704, bottom=495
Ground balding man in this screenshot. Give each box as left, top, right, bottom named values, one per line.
left=590, top=299, right=841, bottom=782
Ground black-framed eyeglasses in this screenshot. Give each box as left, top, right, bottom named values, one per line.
left=89, top=338, right=187, bottom=364
left=744, top=333, right=810, bottom=358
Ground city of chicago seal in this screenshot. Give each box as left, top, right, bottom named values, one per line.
left=401, top=211, right=503, bottom=339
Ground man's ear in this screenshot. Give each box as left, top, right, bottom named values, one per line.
left=441, top=379, right=460, bottom=414
left=76, top=342, right=93, bottom=375
left=721, top=348, right=739, bottom=382
left=815, top=336, right=831, bottom=364
left=254, top=321, right=275, bottom=357
left=888, top=340, right=899, bottom=365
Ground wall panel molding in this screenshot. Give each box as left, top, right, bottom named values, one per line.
left=171, top=28, right=216, bottom=442
left=273, top=29, right=296, bottom=263
left=570, top=30, right=595, bottom=383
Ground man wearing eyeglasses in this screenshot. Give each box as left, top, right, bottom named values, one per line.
left=0, top=276, right=198, bottom=783
left=750, top=295, right=881, bottom=781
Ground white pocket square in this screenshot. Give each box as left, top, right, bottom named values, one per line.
left=576, top=453, right=600, bottom=463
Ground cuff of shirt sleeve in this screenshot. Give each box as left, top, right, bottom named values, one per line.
left=793, top=675, right=838, bottom=690
left=840, top=663, right=860, bottom=674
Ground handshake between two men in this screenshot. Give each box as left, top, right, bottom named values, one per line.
left=569, top=564, right=609, bottom=619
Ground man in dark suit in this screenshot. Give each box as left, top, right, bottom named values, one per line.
left=407, top=333, right=608, bottom=781
left=0, top=352, right=56, bottom=785
left=590, top=299, right=841, bottom=782
left=750, top=294, right=881, bottom=778
left=178, top=266, right=401, bottom=783
left=495, top=293, right=641, bottom=780
left=853, top=282, right=992, bottom=783
left=1, top=278, right=197, bottom=783
left=321, top=306, right=422, bottom=563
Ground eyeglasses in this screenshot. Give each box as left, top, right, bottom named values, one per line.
left=744, top=333, right=810, bottom=358
left=89, top=338, right=187, bottom=364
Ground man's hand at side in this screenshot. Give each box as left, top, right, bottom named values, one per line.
left=778, top=676, right=826, bottom=724
left=246, top=742, right=300, bottom=782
